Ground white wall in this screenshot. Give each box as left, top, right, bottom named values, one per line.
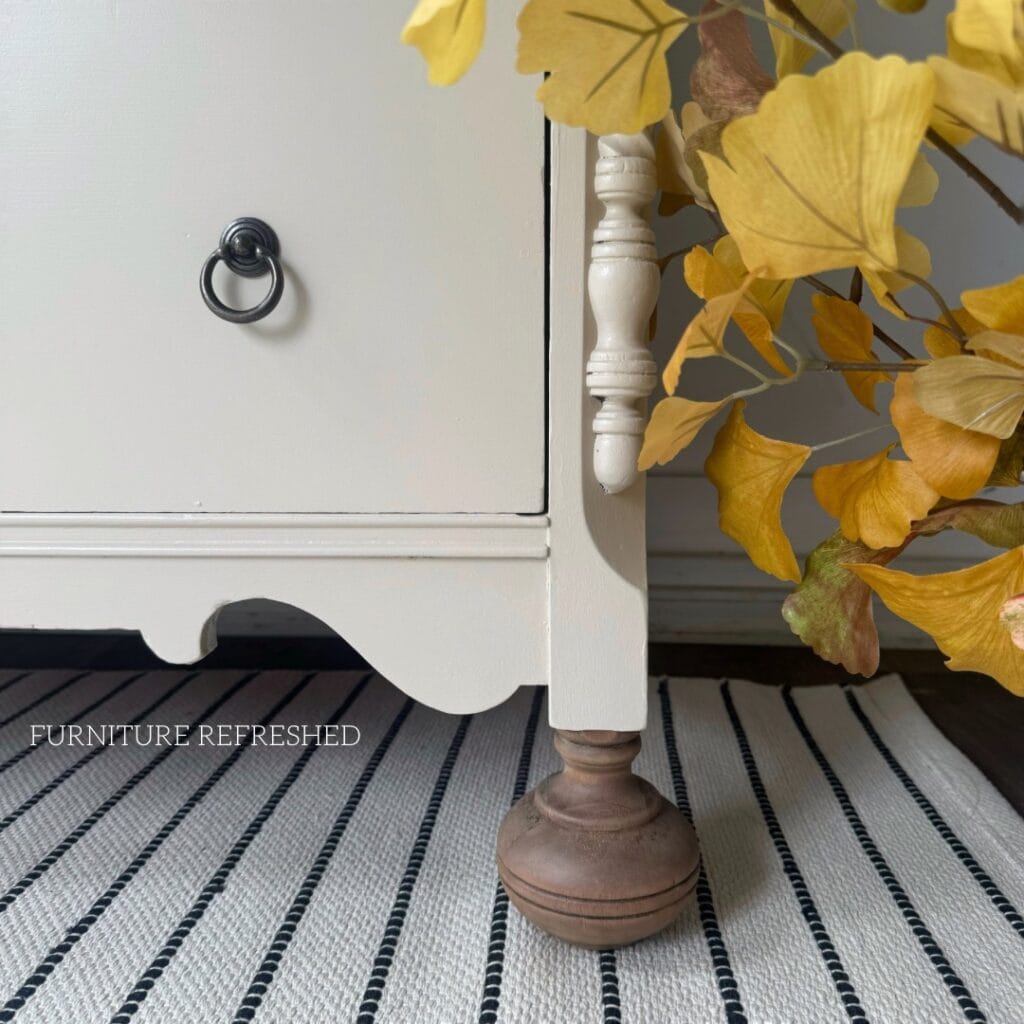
left=647, top=0, right=1021, bottom=645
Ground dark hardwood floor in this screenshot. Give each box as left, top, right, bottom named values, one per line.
left=2, top=631, right=1021, bottom=816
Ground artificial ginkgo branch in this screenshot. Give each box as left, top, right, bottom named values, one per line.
left=404, top=0, right=1024, bottom=693
left=767, top=0, right=1023, bottom=223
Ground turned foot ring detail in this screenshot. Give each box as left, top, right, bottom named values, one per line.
left=496, top=729, right=700, bottom=948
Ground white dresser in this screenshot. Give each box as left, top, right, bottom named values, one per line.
left=1, top=3, right=698, bottom=946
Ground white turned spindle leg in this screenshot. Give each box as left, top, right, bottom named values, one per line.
left=586, top=133, right=659, bottom=495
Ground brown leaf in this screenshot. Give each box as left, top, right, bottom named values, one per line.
left=782, top=531, right=908, bottom=676
left=691, top=3, right=774, bottom=121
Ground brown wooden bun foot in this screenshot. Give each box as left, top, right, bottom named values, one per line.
left=496, top=729, right=699, bottom=949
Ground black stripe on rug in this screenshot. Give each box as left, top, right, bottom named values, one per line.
left=0, top=671, right=199, bottom=840
left=231, top=697, right=415, bottom=1024
left=0, top=673, right=31, bottom=699
left=783, top=687, right=987, bottom=1024
left=108, top=672, right=374, bottom=1023
left=356, top=714, right=473, bottom=1023
left=0, top=671, right=252, bottom=911
left=722, top=682, right=869, bottom=1023
left=0, top=671, right=90, bottom=730
left=0, top=671, right=147, bottom=776
left=658, top=679, right=747, bottom=1024
left=478, top=687, right=545, bottom=1024
left=0, top=673, right=314, bottom=1022
left=845, top=688, right=1024, bottom=942
left=599, top=949, right=622, bottom=1024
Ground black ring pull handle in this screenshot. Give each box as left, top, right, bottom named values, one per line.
left=200, top=217, right=284, bottom=324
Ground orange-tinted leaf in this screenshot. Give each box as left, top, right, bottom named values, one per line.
left=923, top=307, right=983, bottom=358
left=704, top=401, right=810, bottom=582
left=852, top=546, right=1024, bottom=695
left=782, top=531, right=906, bottom=676
left=639, top=396, right=727, bottom=470
left=811, top=295, right=891, bottom=412
left=813, top=445, right=939, bottom=548
left=962, top=275, right=1024, bottom=334
left=890, top=373, right=1000, bottom=498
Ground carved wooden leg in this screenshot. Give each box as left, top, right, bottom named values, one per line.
left=496, top=729, right=699, bottom=948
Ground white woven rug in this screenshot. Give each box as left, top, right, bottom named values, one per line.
left=0, top=668, right=1021, bottom=1024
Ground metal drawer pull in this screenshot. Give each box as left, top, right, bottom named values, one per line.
left=200, top=217, right=284, bottom=324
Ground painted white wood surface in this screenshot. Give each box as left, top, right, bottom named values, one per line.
left=547, top=128, right=651, bottom=730
left=0, top=120, right=652, bottom=731
left=0, top=2, right=544, bottom=513
left=585, top=135, right=658, bottom=494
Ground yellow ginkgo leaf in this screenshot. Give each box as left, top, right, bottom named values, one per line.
left=705, top=401, right=810, bottom=582
left=912, top=355, right=1024, bottom=438
left=684, top=244, right=736, bottom=298
left=662, top=290, right=739, bottom=394
left=811, top=295, right=891, bottom=412
left=714, top=236, right=794, bottom=330
left=949, top=0, right=1024, bottom=69
left=516, top=0, right=686, bottom=134
left=702, top=53, right=934, bottom=281
left=928, top=56, right=1024, bottom=156
left=962, top=275, right=1024, bottom=334
left=677, top=244, right=793, bottom=378
left=764, top=0, right=853, bottom=78
left=898, top=152, right=940, bottom=208
left=657, top=110, right=699, bottom=214
left=967, top=330, right=1024, bottom=366
left=861, top=227, right=933, bottom=319
left=639, top=396, right=727, bottom=470
left=890, top=373, right=1000, bottom=498
left=813, top=445, right=939, bottom=549
left=923, top=307, right=984, bottom=358
left=852, top=546, right=1024, bottom=695
left=401, top=0, right=487, bottom=86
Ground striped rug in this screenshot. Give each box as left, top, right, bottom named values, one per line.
left=0, top=668, right=1021, bottom=1023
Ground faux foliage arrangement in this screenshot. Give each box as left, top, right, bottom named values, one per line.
left=402, top=0, right=1024, bottom=693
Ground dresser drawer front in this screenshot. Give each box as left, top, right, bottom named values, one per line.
left=1, top=2, right=545, bottom=513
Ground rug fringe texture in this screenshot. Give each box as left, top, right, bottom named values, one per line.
left=0, top=669, right=1021, bottom=1023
